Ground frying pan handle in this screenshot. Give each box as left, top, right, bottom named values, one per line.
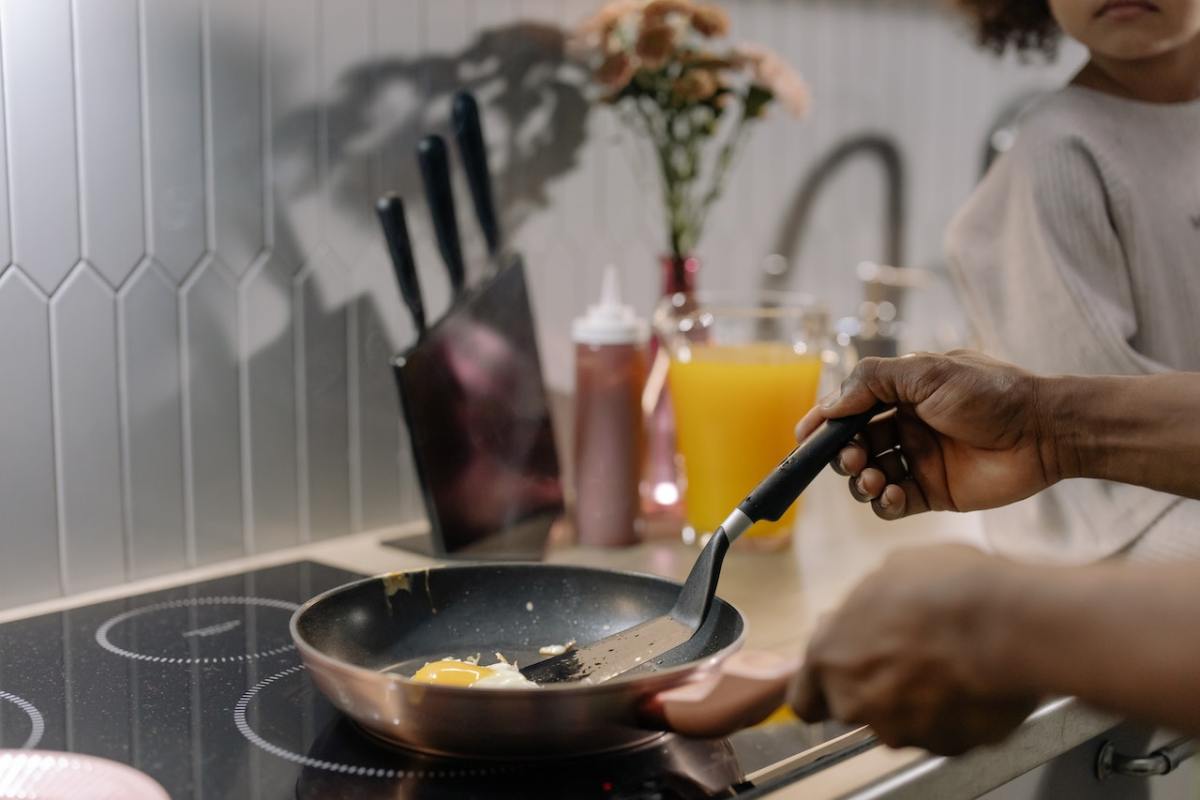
left=738, top=402, right=889, bottom=524
left=641, top=650, right=801, bottom=738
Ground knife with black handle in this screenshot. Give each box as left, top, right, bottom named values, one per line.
left=375, top=192, right=426, bottom=337
left=451, top=91, right=502, bottom=260
left=416, top=135, right=466, bottom=298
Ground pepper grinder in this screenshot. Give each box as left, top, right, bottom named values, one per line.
left=572, top=266, right=648, bottom=547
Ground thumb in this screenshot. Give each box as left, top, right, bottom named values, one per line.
left=821, top=357, right=895, bottom=419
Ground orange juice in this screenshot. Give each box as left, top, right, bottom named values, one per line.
left=668, top=342, right=822, bottom=543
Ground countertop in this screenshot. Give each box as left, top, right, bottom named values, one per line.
left=0, top=469, right=1119, bottom=798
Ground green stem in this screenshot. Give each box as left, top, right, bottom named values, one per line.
left=622, top=87, right=751, bottom=262
left=695, top=109, right=751, bottom=236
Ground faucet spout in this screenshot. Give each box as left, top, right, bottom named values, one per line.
left=765, top=133, right=906, bottom=290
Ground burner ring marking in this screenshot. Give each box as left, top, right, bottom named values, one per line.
left=0, top=690, right=45, bottom=749
left=94, top=596, right=300, bottom=665
left=234, top=665, right=505, bottom=780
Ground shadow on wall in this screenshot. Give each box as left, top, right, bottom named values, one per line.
left=275, top=21, right=591, bottom=306
left=244, top=22, right=593, bottom=542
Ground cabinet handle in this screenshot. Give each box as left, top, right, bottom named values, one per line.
left=1096, top=737, right=1196, bottom=780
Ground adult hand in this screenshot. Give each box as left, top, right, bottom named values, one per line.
left=789, top=544, right=1040, bottom=755
left=795, top=351, right=1060, bottom=520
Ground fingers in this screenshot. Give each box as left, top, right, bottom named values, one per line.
left=794, top=405, right=825, bottom=443
left=873, top=483, right=908, bottom=520
left=831, top=410, right=900, bottom=476
left=788, top=663, right=829, bottom=723
left=872, top=449, right=909, bottom=485
left=849, top=475, right=930, bottom=521
left=832, top=440, right=868, bottom=476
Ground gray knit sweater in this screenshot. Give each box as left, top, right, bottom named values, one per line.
left=946, top=85, right=1200, bottom=563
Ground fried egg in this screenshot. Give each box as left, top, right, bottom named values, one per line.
left=538, top=639, right=576, bottom=656
left=411, top=653, right=538, bottom=688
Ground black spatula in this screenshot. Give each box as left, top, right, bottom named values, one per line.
left=521, top=403, right=886, bottom=684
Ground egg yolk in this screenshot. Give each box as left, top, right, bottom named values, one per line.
left=411, top=659, right=497, bottom=687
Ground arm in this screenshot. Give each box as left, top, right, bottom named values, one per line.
left=796, top=352, right=1200, bottom=519
left=790, top=544, right=1200, bottom=754
left=1043, top=371, right=1200, bottom=500
left=998, top=557, right=1200, bottom=735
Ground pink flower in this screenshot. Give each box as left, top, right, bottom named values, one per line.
left=595, top=50, right=637, bottom=92
left=673, top=68, right=720, bottom=102
left=690, top=3, right=729, bottom=38
left=642, top=0, right=695, bottom=27
left=577, top=0, right=643, bottom=45
left=636, top=22, right=676, bottom=70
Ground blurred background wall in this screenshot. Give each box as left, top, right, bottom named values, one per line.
left=0, top=0, right=1078, bottom=606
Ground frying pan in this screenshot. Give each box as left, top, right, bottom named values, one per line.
left=291, top=563, right=798, bottom=758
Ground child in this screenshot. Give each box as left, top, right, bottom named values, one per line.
left=945, top=0, right=1200, bottom=562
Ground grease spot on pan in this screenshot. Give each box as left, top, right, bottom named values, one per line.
left=423, top=570, right=436, bottom=614
left=382, top=572, right=413, bottom=597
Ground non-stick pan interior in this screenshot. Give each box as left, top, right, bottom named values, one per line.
left=294, top=564, right=743, bottom=680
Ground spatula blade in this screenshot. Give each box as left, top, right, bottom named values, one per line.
left=520, top=615, right=694, bottom=684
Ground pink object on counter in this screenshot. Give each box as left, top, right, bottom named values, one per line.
left=640, top=255, right=699, bottom=527
left=641, top=650, right=801, bottom=737
left=573, top=266, right=648, bottom=547
left=0, top=750, right=170, bottom=799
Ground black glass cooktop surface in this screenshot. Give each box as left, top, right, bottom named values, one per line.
left=0, top=561, right=868, bottom=799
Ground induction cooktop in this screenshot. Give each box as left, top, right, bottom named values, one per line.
left=0, top=561, right=872, bottom=799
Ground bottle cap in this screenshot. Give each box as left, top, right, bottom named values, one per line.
left=572, top=265, right=648, bottom=345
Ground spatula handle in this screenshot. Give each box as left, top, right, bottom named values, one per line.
left=738, top=403, right=888, bottom=524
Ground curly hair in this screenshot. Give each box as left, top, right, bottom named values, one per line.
left=953, top=0, right=1061, bottom=57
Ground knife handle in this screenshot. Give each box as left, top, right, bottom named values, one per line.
left=451, top=91, right=501, bottom=257
left=738, top=403, right=889, bottom=524
left=375, top=193, right=425, bottom=335
left=416, top=135, right=466, bottom=297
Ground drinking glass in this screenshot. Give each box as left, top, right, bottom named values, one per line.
left=655, top=292, right=842, bottom=551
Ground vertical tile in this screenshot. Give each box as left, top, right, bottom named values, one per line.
left=595, top=110, right=658, bottom=316
left=0, top=0, right=80, bottom=293
left=266, top=0, right=320, bottom=270
left=0, top=23, right=10, bottom=271
left=353, top=271, right=402, bottom=532
left=74, top=0, right=145, bottom=287
left=373, top=0, right=423, bottom=228
left=182, top=261, right=243, bottom=564
left=51, top=264, right=125, bottom=593
left=0, top=270, right=60, bottom=604
left=120, top=262, right=187, bottom=578
left=144, top=0, right=207, bottom=281
left=210, top=0, right=265, bottom=275
left=318, top=0, right=372, bottom=270
left=243, top=254, right=299, bottom=552
left=296, top=255, right=350, bottom=540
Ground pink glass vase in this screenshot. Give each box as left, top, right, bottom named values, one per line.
left=639, top=255, right=699, bottom=536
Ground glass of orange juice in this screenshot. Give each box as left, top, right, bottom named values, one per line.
left=656, top=292, right=838, bottom=551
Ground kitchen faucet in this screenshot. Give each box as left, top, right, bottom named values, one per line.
left=763, top=132, right=908, bottom=356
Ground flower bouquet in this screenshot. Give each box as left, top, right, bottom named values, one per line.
left=574, top=0, right=808, bottom=268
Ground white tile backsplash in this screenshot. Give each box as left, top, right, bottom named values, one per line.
left=0, top=0, right=1077, bottom=607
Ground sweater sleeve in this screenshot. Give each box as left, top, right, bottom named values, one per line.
left=947, top=132, right=1166, bottom=376
left=946, top=128, right=1185, bottom=563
